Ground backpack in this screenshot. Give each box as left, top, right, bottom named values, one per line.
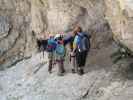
left=77, top=33, right=90, bottom=52
left=55, top=40, right=66, bottom=57
left=46, top=38, right=57, bottom=52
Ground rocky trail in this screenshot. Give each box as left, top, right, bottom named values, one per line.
left=0, top=44, right=133, bottom=100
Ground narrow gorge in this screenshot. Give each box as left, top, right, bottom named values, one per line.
left=0, top=0, right=133, bottom=100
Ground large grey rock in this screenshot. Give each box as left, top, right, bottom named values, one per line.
left=104, top=0, right=133, bottom=51
left=0, top=16, right=10, bottom=39
left=0, top=0, right=36, bottom=69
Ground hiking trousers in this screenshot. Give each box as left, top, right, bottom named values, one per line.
left=75, top=50, right=88, bottom=68
left=70, top=52, right=78, bottom=72
left=48, top=52, right=54, bottom=73
left=56, top=54, right=65, bottom=75
left=56, top=60, right=65, bottom=75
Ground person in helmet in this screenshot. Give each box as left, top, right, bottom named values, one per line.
left=54, top=33, right=66, bottom=76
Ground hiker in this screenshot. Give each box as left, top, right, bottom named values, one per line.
left=35, top=31, right=48, bottom=58
left=63, top=30, right=77, bottom=73
left=72, top=26, right=90, bottom=75
left=46, top=33, right=66, bottom=76
left=54, top=33, right=66, bottom=76
left=46, top=33, right=56, bottom=73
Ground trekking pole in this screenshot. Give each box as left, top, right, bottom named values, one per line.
left=69, top=54, right=71, bottom=62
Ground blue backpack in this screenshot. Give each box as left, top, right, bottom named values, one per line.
left=55, top=40, right=66, bottom=57
left=46, top=38, right=57, bottom=52
left=77, top=33, right=90, bottom=52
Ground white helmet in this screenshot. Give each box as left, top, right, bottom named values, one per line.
left=54, top=34, right=61, bottom=39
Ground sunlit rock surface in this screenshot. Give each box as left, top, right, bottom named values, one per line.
left=105, top=0, right=133, bottom=51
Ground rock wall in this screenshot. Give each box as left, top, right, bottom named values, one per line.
left=0, top=0, right=36, bottom=69
left=30, top=0, right=112, bottom=48
left=105, top=0, right=133, bottom=51
left=0, top=0, right=114, bottom=69
left=30, top=0, right=109, bottom=33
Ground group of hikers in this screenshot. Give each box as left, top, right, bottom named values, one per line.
left=37, top=25, right=91, bottom=76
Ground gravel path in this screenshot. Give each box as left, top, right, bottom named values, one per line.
left=0, top=45, right=133, bottom=100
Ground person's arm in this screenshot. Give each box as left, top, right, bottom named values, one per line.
left=63, top=35, right=73, bottom=46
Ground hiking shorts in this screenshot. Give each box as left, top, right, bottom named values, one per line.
left=55, top=53, right=64, bottom=62
left=75, top=50, right=88, bottom=67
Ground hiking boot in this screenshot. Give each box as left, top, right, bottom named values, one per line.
left=72, top=69, right=76, bottom=73
left=48, top=67, right=52, bottom=74
left=57, top=72, right=64, bottom=76
left=77, top=69, right=84, bottom=75
left=48, top=70, right=52, bottom=74
left=62, top=69, right=66, bottom=73
left=48, top=66, right=53, bottom=74
left=57, top=69, right=65, bottom=76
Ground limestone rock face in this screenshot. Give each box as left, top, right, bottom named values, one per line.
left=0, top=0, right=113, bottom=68
left=0, top=0, right=36, bottom=69
left=105, top=0, right=133, bottom=51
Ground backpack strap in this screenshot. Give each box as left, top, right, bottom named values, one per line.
left=77, top=33, right=84, bottom=38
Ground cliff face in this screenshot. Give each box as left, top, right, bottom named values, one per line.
left=31, top=0, right=106, bottom=33
left=0, top=0, right=36, bottom=69
left=0, top=0, right=133, bottom=68
left=105, top=0, right=133, bottom=51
